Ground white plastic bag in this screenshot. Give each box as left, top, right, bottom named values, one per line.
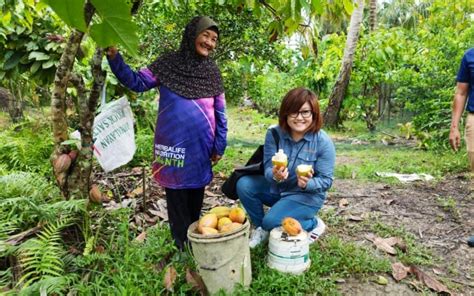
left=92, top=96, right=136, bottom=172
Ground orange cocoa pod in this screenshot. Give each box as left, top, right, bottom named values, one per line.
left=282, top=217, right=302, bottom=236
left=228, top=207, right=246, bottom=223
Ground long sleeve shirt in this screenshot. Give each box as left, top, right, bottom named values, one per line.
left=108, top=53, right=227, bottom=189
left=263, top=125, right=336, bottom=207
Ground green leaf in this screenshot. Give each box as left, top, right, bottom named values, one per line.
left=299, top=0, right=310, bottom=13
left=311, top=0, right=323, bottom=15
left=90, top=21, right=138, bottom=57
left=89, top=0, right=138, bottom=57
left=41, top=0, right=86, bottom=31
left=4, top=52, right=23, bottom=70
left=60, top=139, right=80, bottom=146
left=1, top=11, right=11, bottom=27
left=342, top=0, right=354, bottom=15
left=41, top=60, right=55, bottom=69
left=28, top=51, right=50, bottom=61
left=30, top=61, right=41, bottom=74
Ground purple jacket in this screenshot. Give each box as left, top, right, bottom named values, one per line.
left=108, top=53, right=227, bottom=189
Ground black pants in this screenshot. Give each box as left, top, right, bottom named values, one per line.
left=165, top=187, right=204, bottom=250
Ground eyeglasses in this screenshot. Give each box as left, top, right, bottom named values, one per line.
left=288, top=110, right=313, bottom=119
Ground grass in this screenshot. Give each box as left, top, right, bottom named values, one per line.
left=334, top=144, right=466, bottom=182
left=321, top=208, right=435, bottom=268
left=213, top=107, right=276, bottom=175
left=1, top=106, right=470, bottom=295
left=436, top=196, right=461, bottom=221
left=229, top=235, right=390, bottom=295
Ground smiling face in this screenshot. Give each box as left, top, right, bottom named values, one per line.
left=286, top=102, right=314, bottom=139
left=194, top=29, right=218, bottom=57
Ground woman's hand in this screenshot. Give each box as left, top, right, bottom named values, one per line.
left=106, top=46, right=118, bottom=60
left=272, top=166, right=288, bottom=182
left=211, top=154, right=222, bottom=166
left=297, top=169, right=314, bottom=189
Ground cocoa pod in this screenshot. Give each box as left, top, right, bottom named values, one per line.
left=209, top=206, right=231, bottom=218
left=197, top=213, right=218, bottom=233
left=282, top=217, right=302, bottom=236
left=56, top=172, right=67, bottom=187
left=229, top=207, right=246, bottom=223
left=68, top=150, right=78, bottom=162
left=89, top=184, right=104, bottom=203
left=54, top=154, right=72, bottom=173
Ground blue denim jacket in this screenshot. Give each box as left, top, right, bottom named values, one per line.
left=263, top=125, right=336, bottom=207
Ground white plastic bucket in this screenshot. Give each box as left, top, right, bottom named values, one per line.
left=267, top=227, right=310, bottom=274
left=187, top=219, right=252, bottom=294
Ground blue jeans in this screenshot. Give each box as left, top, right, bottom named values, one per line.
left=236, top=175, right=321, bottom=231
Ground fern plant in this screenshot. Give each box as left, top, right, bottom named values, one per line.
left=17, top=218, right=72, bottom=288
left=0, top=119, right=53, bottom=176
left=0, top=173, right=86, bottom=228
left=0, top=172, right=87, bottom=293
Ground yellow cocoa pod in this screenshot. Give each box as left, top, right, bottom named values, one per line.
left=219, top=222, right=242, bottom=233
left=198, top=213, right=218, bottom=233
left=282, top=217, right=302, bottom=236
left=271, top=158, right=287, bottom=169
left=217, top=217, right=232, bottom=231
left=229, top=207, right=246, bottom=223
left=209, top=206, right=231, bottom=218
left=200, top=227, right=219, bottom=235
left=296, top=164, right=312, bottom=177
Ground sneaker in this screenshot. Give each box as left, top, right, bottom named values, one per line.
left=468, top=236, right=474, bottom=247
left=308, top=217, right=326, bottom=244
left=249, top=226, right=269, bottom=249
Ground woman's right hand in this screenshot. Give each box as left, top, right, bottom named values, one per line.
left=106, top=46, right=118, bottom=59
left=272, top=166, right=288, bottom=182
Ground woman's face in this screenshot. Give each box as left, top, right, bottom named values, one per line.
left=286, top=102, right=313, bottom=135
left=194, top=29, right=218, bottom=57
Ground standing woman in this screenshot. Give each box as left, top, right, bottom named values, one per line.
left=237, top=87, right=335, bottom=248
left=106, top=16, right=227, bottom=250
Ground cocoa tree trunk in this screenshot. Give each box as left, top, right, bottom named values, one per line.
left=67, top=50, right=106, bottom=200
left=323, top=0, right=364, bottom=128
left=51, top=3, right=95, bottom=199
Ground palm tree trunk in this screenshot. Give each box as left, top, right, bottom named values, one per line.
left=369, top=0, right=377, bottom=31
left=323, top=0, right=364, bottom=128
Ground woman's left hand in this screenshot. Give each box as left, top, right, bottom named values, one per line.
left=297, top=169, right=314, bottom=189
left=211, top=154, right=222, bottom=166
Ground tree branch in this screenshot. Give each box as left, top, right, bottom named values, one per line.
left=258, top=0, right=281, bottom=21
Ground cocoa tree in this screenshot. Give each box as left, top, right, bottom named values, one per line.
left=46, top=0, right=139, bottom=199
